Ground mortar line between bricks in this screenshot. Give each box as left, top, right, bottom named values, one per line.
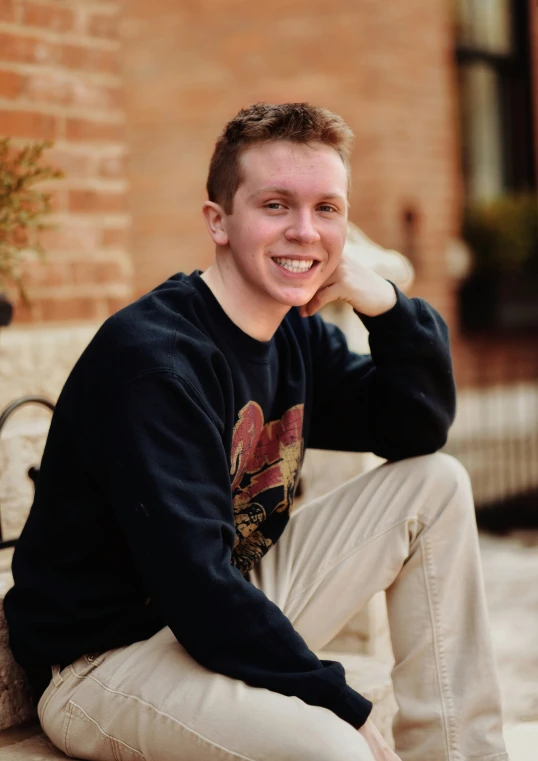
left=21, top=0, right=121, bottom=15
left=29, top=284, right=132, bottom=298
left=0, top=62, right=121, bottom=87
left=0, top=99, right=125, bottom=123
left=46, top=140, right=129, bottom=156
left=0, top=22, right=120, bottom=51
left=48, top=212, right=132, bottom=226
left=40, top=179, right=129, bottom=193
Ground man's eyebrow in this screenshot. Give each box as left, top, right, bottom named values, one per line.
left=250, top=187, right=346, bottom=202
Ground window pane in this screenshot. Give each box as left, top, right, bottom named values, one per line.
left=456, top=0, right=512, bottom=54
left=460, top=62, right=505, bottom=200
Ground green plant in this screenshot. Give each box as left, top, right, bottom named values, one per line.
left=462, top=193, right=538, bottom=276
left=0, top=139, right=63, bottom=303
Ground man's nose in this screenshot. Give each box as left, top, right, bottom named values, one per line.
left=285, top=212, right=321, bottom=245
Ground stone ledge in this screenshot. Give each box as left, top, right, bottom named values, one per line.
left=0, top=600, right=36, bottom=733
left=0, top=726, right=67, bottom=760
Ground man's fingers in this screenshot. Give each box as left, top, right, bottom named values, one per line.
left=301, top=283, right=339, bottom=317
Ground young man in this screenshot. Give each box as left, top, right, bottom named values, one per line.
left=5, top=103, right=508, bottom=761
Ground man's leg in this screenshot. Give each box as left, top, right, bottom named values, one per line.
left=38, top=624, right=375, bottom=761
left=251, top=453, right=508, bottom=761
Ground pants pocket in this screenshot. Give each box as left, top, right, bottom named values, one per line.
left=62, top=700, right=145, bottom=761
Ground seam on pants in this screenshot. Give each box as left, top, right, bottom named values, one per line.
left=67, top=701, right=145, bottom=760
left=63, top=701, right=75, bottom=758
left=287, top=516, right=428, bottom=605
left=38, top=677, right=61, bottom=726
left=71, top=671, right=258, bottom=761
left=422, top=534, right=459, bottom=759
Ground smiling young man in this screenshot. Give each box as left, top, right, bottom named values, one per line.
left=5, top=103, right=508, bottom=761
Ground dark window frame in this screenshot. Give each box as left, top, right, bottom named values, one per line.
left=455, top=0, right=536, bottom=195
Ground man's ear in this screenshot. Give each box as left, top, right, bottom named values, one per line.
left=202, top=201, right=229, bottom=246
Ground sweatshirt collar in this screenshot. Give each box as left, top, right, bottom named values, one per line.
left=189, top=271, right=276, bottom=363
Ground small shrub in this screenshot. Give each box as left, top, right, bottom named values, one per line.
left=0, top=139, right=63, bottom=303
left=462, top=193, right=538, bottom=276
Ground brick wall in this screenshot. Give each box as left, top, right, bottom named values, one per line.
left=120, top=0, right=460, bottom=325
left=0, top=0, right=132, bottom=323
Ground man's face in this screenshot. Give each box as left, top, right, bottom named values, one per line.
left=221, top=140, right=349, bottom=309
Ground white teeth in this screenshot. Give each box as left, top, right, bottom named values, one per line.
left=274, top=257, right=314, bottom=273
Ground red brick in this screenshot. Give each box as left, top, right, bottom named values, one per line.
left=95, top=260, right=123, bottom=283
left=22, top=73, right=72, bottom=106
left=39, top=296, right=103, bottom=321
left=107, top=295, right=129, bottom=315
left=0, top=109, right=57, bottom=139
left=71, top=260, right=97, bottom=284
left=23, top=73, right=122, bottom=111
left=86, top=12, right=119, bottom=40
left=38, top=224, right=101, bottom=253
left=0, top=70, right=24, bottom=99
left=71, top=259, right=123, bottom=284
left=102, top=227, right=129, bottom=247
left=61, top=44, right=119, bottom=76
left=0, top=0, right=16, bottom=22
left=0, top=32, right=58, bottom=66
left=65, top=118, right=124, bottom=143
left=42, top=148, right=96, bottom=180
left=21, top=2, right=74, bottom=32
left=98, top=154, right=127, bottom=178
left=22, top=258, right=72, bottom=288
left=68, top=189, right=128, bottom=213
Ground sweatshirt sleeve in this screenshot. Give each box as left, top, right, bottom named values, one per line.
left=94, top=370, right=372, bottom=728
left=307, top=284, right=456, bottom=459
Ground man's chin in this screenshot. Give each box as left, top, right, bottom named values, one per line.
left=269, top=287, right=317, bottom=310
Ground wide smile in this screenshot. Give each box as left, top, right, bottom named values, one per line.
left=271, top=256, right=320, bottom=278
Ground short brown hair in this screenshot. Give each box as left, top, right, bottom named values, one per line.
left=207, top=102, right=354, bottom=214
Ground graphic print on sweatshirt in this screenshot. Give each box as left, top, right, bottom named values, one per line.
left=230, top=401, right=304, bottom=573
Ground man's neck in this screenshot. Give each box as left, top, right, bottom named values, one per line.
left=201, top=263, right=289, bottom=343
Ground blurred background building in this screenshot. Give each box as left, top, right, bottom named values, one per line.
left=0, top=4, right=537, bottom=755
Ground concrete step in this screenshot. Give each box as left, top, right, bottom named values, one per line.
left=0, top=723, right=67, bottom=760
left=0, top=596, right=37, bottom=733
left=504, top=722, right=538, bottom=761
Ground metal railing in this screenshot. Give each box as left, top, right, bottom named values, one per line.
left=445, top=342, right=538, bottom=532
left=0, top=396, right=55, bottom=549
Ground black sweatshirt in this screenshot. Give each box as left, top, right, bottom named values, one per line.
left=4, top=271, right=456, bottom=728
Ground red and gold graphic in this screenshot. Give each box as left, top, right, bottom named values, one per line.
left=230, top=401, right=304, bottom=572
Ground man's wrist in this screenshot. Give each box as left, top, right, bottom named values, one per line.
left=351, top=280, right=398, bottom=317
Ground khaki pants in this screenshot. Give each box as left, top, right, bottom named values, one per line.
left=38, top=454, right=509, bottom=761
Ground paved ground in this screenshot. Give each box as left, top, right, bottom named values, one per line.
left=479, top=530, right=538, bottom=760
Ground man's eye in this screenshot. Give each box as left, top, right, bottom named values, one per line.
left=318, top=205, right=336, bottom=213
left=265, top=202, right=284, bottom=210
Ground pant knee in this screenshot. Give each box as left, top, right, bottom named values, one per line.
left=385, top=452, right=474, bottom=526
left=420, top=452, right=472, bottom=492
left=278, top=706, right=373, bottom=761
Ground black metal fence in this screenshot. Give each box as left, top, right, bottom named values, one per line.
left=0, top=396, right=55, bottom=550
left=445, top=339, right=538, bottom=533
